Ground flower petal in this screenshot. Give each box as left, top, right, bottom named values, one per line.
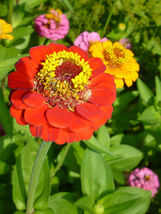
left=24, top=103, right=48, bottom=126
left=8, top=71, right=34, bottom=89
left=68, top=46, right=89, bottom=61
left=11, top=89, right=28, bottom=109
left=10, top=106, right=27, bottom=125
left=22, top=91, right=46, bottom=108
left=46, top=106, right=72, bottom=128
left=89, top=58, right=106, bottom=77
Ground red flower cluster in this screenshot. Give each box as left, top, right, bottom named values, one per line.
left=8, top=44, right=116, bottom=144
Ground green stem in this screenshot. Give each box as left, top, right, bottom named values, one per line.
left=26, top=141, right=52, bottom=214
left=101, top=5, right=114, bottom=37
left=7, top=0, right=13, bottom=24
left=51, top=143, right=71, bottom=178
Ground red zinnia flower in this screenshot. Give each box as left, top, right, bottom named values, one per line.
left=8, top=44, right=116, bottom=144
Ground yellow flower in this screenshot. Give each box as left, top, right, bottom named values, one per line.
left=0, top=19, right=14, bottom=40
left=89, top=40, right=139, bottom=88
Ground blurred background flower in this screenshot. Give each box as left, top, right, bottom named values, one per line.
left=128, top=167, right=160, bottom=197
left=34, top=9, right=69, bottom=41
left=0, top=18, right=14, bottom=40
left=119, top=38, right=132, bottom=49
left=74, top=31, right=107, bottom=52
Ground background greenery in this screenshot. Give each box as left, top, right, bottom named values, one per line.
left=0, top=0, right=161, bottom=213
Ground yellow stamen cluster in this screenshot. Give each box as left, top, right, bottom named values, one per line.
left=35, top=50, right=92, bottom=110
left=45, top=9, right=62, bottom=23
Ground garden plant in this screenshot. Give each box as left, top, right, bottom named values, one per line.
left=0, top=0, right=161, bottom=214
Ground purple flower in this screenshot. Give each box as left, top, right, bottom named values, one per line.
left=35, top=9, right=69, bottom=41
left=128, top=167, right=160, bottom=197
left=74, top=31, right=107, bottom=52
left=119, top=38, right=132, bottom=49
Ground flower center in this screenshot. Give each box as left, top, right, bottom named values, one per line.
left=104, top=46, right=127, bottom=67
left=144, top=175, right=150, bottom=181
left=34, top=50, right=92, bottom=111
left=45, top=9, right=62, bottom=29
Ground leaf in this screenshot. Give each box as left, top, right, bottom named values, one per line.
left=0, top=160, right=10, bottom=175
left=49, top=195, right=78, bottom=214
left=84, top=136, right=113, bottom=156
left=111, top=167, right=125, bottom=185
left=114, top=91, right=139, bottom=114
left=97, top=187, right=151, bottom=214
left=107, top=145, right=143, bottom=171
left=12, top=139, right=50, bottom=210
left=137, top=78, right=154, bottom=105
left=35, top=208, right=54, bottom=214
left=96, top=125, right=111, bottom=149
left=155, top=76, right=161, bottom=107
left=110, top=134, right=124, bottom=146
left=0, top=89, right=13, bottom=136
left=75, top=196, right=95, bottom=214
left=81, top=149, right=115, bottom=198
left=12, top=5, right=24, bottom=28
left=138, top=106, right=161, bottom=125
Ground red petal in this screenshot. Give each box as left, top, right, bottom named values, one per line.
left=22, top=91, right=46, bottom=108
left=10, top=106, right=27, bottom=125
left=24, top=103, right=48, bottom=126
left=68, top=113, right=92, bottom=132
left=75, top=127, right=94, bottom=141
left=90, top=73, right=115, bottom=88
left=8, top=71, right=34, bottom=89
left=89, top=87, right=116, bottom=106
left=68, top=46, right=89, bottom=61
left=29, top=45, right=53, bottom=64
left=100, top=105, right=113, bottom=120
left=29, top=125, right=43, bottom=138
left=46, top=106, right=72, bottom=128
left=11, top=89, right=28, bottom=109
left=15, top=57, right=38, bottom=79
left=49, top=43, right=68, bottom=53
left=89, top=58, right=106, bottom=77
left=76, top=102, right=106, bottom=129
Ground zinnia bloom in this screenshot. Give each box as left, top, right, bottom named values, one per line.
left=74, top=31, right=107, bottom=52
left=119, top=38, right=132, bottom=49
left=128, top=167, right=160, bottom=197
left=35, top=9, right=69, bottom=41
left=8, top=44, right=116, bottom=144
left=0, top=19, right=14, bottom=40
left=89, top=40, right=139, bottom=88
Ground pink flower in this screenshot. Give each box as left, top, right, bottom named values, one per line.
left=128, top=167, right=160, bottom=197
left=35, top=9, right=69, bottom=41
left=119, top=38, right=132, bottom=49
left=74, top=31, right=107, bottom=52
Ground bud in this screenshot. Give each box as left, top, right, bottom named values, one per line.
left=93, top=204, right=104, bottom=214
left=118, top=23, right=126, bottom=31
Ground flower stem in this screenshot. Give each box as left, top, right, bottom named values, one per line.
left=7, top=0, right=13, bottom=24
left=51, top=143, right=71, bottom=178
left=101, top=5, right=114, bottom=37
left=26, top=141, right=52, bottom=214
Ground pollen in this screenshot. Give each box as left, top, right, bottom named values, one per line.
left=35, top=50, right=92, bottom=111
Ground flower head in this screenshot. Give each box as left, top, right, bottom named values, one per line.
left=35, top=9, right=69, bottom=41
left=74, top=31, right=107, bottom=52
left=119, top=38, right=132, bottom=49
left=89, top=40, right=139, bottom=88
left=128, top=167, right=160, bottom=197
left=8, top=44, right=116, bottom=144
left=0, top=19, right=14, bottom=40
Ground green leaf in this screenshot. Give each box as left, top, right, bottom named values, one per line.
left=97, top=125, right=111, bottom=149
left=155, top=76, right=161, bottom=107
left=111, top=167, right=125, bottom=185
left=81, top=149, right=115, bottom=198
left=107, top=145, right=143, bottom=171
left=138, top=106, right=160, bottom=125
left=84, top=136, right=113, bottom=156
left=0, top=160, right=10, bottom=175
left=114, top=91, right=139, bottom=114
left=12, top=5, right=24, bottom=28
left=12, top=139, right=50, bottom=210
left=49, top=195, right=78, bottom=214
left=0, top=89, right=12, bottom=136
left=35, top=208, right=54, bottom=214
left=19, top=0, right=46, bottom=9
left=137, top=78, right=154, bottom=105
left=97, top=187, right=151, bottom=214
left=75, top=196, right=95, bottom=214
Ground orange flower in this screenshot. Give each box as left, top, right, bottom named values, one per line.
left=8, top=44, right=116, bottom=144
left=89, top=41, right=139, bottom=88
left=0, top=19, right=14, bottom=40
